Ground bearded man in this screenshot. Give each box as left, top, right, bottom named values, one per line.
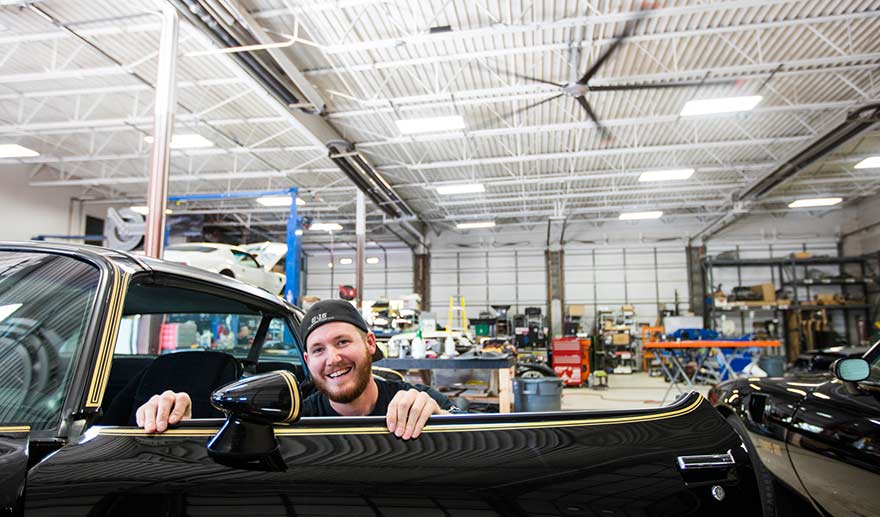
left=137, top=300, right=459, bottom=440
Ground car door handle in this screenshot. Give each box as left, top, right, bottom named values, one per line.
left=677, top=452, right=735, bottom=470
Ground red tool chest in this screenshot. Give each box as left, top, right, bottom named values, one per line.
left=551, top=337, right=590, bottom=386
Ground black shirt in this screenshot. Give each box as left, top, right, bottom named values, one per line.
left=301, top=378, right=459, bottom=417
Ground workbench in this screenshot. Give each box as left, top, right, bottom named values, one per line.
left=374, top=356, right=517, bottom=413
left=643, top=340, right=781, bottom=405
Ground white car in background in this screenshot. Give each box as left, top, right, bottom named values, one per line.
left=242, top=241, right=288, bottom=275
left=164, top=243, right=285, bottom=294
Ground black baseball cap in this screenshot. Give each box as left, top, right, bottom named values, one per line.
left=300, top=299, right=383, bottom=361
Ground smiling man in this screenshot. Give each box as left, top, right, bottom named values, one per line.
left=136, top=299, right=459, bottom=439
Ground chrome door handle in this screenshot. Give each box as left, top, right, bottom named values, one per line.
left=677, top=451, right=735, bottom=470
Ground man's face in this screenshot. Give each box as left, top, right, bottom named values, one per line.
left=304, top=322, right=375, bottom=403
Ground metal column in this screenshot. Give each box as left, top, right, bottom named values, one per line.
left=284, top=188, right=301, bottom=305
left=356, top=190, right=365, bottom=308
left=143, top=5, right=178, bottom=258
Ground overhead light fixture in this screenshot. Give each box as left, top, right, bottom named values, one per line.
left=854, top=156, right=880, bottom=169
left=130, top=206, right=173, bottom=215
left=638, top=168, right=695, bottom=182
left=294, top=229, right=303, bottom=236
left=0, top=144, right=39, bottom=158
left=396, top=115, right=465, bottom=135
left=339, top=257, right=353, bottom=265
left=144, top=134, right=215, bottom=149
left=327, top=262, right=333, bottom=269
left=255, top=196, right=305, bottom=207
left=366, top=257, right=380, bottom=265
left=680, top=95, right=762, bottom=117
left=310, top=223, right=343, bottom=232
left=436, top=183, right=485, bottom=195
left=456, top=221, right=495, bottom=229
left=619, top=211, right=663, bottom=220
left=788, top=197, right=843, bottom=208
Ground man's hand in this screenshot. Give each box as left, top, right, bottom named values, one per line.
left=135, top=390, right=192, bottom=433
left=386, top=389, right=447, bottom=440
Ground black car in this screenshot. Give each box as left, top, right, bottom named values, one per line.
left=1, top=242, right=764, bottom=516
left=709, top=342, right=880, bottom=516
left=788, top=345, right=870, bottom=374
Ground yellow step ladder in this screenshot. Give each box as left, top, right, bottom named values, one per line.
left=446, top=295, right=468, bottom=333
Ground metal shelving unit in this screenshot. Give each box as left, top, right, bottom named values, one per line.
left=703, top=252, right=879, bottom=361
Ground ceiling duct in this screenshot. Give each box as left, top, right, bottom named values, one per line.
left=737, top=102, right=880, bottom=201
left=327, top=142, right=415, bottom=220
left=692, top=102, right=880, bottom=242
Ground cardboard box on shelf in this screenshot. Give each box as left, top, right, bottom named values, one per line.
left=750, top=283, right=776, bottom=302
left=566, top=304, right=585, bottom=317
left=612, top=333, right=630, bottom=345
left=791, top=251, right=812, bottom=259
left=621, top=304, right=635, bottom=312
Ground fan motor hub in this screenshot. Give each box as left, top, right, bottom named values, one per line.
left=562, top=83, right=589, bottom=97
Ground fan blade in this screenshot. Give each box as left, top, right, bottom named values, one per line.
left=507, top=71, right=564, bottom=88
left=496, top=93, right=564, bottom=124
left=576, top=7, right=653, bottom=86
left=576, top=96, right=609, bottom=139
left=588, top=79, right=739, bottom=91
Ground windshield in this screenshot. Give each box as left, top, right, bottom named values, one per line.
left=0, top=251, right=100, bottom=431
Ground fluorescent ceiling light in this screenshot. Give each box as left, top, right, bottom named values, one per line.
left=144, top=134, right=215, bottom=149
left=255, top=196, right=305, bottom=207
left=788, top=197, right=842, bottom=208
left=456, top=221, right=495, bottom=229
left=130, top=206, right=172, bottom=215
left=0, top=144, right=39, bottom=158
left=436, top=183, right=485, bottom=195
left=366, top=257, right=380, bottom=265
left=338, top=257, right=353, bottom=265
left=854, top=156, right=880, bottom=169
left=310, top=223, right=343, bottom=232
left=638, top=168, right=695, bottom=182
left=619, top=211, right=663, bottom=220
left=396, top=115, right=465, bottom=135
left=680, top=95, right=762, bottom=117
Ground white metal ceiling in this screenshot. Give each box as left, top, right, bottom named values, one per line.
left=1, top=0, right=878, bottom=246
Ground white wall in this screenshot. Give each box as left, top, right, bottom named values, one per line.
left=303, top=248, right=414, bottom=303
left=431, top=249, right=546, bottom=324
left=842, top=193, right=880, bottom=255
left=0, top=165, right=90, bottom=241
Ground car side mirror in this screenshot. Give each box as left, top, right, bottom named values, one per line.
left=207, top=370, right=301, bottom=469
left=831, top=358, right=870, bottom=395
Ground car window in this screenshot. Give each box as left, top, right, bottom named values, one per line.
left=0, top=252, right=100, bottom=432
left=257, top=317, right=307, bottom=380
left=114, top=312, right=262, bottom=358
left=231, top=250, right=260, bottom=269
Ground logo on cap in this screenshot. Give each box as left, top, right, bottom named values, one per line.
left=310, top=312, right=329, bottom=326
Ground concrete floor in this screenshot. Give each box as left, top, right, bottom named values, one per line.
left=560, top=372, right=712, bottom=411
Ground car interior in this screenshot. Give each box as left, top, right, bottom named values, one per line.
left=96, top=275, right=311, bottom=426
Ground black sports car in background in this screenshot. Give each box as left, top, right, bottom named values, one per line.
left=0, top=242, right=764, bottom=516
left=710, top=342, right=880, bottom=516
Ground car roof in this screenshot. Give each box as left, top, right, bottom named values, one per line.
left=166, top=242, right=251, bottom=253
left=0, top=241, right=294, bottom=312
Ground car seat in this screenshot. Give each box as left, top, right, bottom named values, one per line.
left=101, top=351, right=242, bottom=425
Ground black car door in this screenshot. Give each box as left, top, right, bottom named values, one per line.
left=24, top=392, right=763, bottom=516
left=788, top=374, right=880, bottom=516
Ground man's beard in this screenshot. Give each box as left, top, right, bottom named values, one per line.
left=314, top=346, right=373, bottom=404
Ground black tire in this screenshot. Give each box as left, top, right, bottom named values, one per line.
left=726, top=413, right=777, bottom=517
left=516, top=364, right=557, bottom=378
left=219, top=269, right=234, bottom=278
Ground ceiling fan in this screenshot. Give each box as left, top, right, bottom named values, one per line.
left=504, top=4, right=736, bottom=141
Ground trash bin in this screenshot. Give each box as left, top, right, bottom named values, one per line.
left=513, top=377, right=563, bottom=412
left=758, top=355, right=785, bottom=377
